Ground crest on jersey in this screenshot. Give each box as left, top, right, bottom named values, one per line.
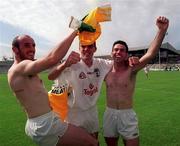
left=79, top=72, right=86, bottom=79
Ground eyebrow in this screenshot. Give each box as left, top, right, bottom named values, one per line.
left=113, top=47, right=126, bottom=50
left=81, top=44, right=94, bottom=47
left=24, top=42, right=35, bottom=46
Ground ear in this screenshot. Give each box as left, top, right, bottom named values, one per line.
left=93, top=47, right=96, bottom=53
left=125, top=54, right=129, bottom=60
left=12, top=47, right=19, bottom=55
left=93, top=42, right=97, bottom=52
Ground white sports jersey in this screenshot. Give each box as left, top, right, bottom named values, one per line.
left=56, top=58, right=112, bottom=110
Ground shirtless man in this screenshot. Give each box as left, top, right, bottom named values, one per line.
left=103, top=16, right=169, bottom=146
left=7, top=30, right=98, bottom=146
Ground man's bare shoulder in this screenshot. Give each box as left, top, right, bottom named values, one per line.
left=8, top=60, right=34, bottom=83
left=10, top=60, right=33, bottom=74
left=8, top=61, right=38, bottom=91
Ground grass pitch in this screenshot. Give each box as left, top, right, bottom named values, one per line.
left=0, top=71, right=180, bottom=146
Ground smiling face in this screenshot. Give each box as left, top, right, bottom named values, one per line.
left=13, top=35, right=36, bottom=61
left=111, top=43, right=128, bottom=63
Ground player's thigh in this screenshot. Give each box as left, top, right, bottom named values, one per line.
left=105, top=137, right=119, bottom=146
left=57, top=124, right=98, bottom=146
left=124, top=137, right=139, bottom=146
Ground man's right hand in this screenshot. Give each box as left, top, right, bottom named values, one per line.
left=156, top=16, right=169, bottom=32
left=69, top=16, right=96, bottom=32
left=64, top=51, right=80, bottom=67
left=128, top=56, right=140, bottom=67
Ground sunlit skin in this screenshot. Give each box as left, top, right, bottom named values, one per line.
left=111, top=44, right=128, bottom=64
left=8, top=35, right=51, bottom=118
left=104, top=16, right=169, bottom=146
left=106, top=44, right=135, bottom=110
left=8, top=32, right=98, bottom=146
left=15, top=35, right=36, bottom=61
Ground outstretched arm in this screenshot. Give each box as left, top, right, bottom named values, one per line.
left=133, top=16, right=169, bottom=72
left=48, top=51, right=80, bottom=80
left=18, top=30, right=78, bottom=76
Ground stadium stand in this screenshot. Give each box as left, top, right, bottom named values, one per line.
left=0, top=60, right=13, bottom=73
left=95, top=42, right=180, bottom=71
left=0, top=42, right=180, bottom=73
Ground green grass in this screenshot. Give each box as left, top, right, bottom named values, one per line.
left=0, top=71, right=180, bottom=146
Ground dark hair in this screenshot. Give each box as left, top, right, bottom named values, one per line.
left=79, top=42, right=97, bottom=50
left=112, top=40, right=129, bottom=52
left=12, top=36, right=20, bottom=49
left=93, top=42, right=97, bottom=50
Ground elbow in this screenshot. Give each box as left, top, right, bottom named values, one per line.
left=48, top=75, right=53, bottom=80
left=48, top=73, right=56, bottom=81
left=48, top=75, right=56, bottom=81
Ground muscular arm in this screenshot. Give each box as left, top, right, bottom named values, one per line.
left=133, top=16, right=169, bottom=72
left=18, top=30, right=78, bottom=76
left=48, top=51, right=80, bottom=80
left=48, top=61, right=67, bottom=80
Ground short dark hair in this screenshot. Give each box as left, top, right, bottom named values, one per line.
left=12, top=35, right=33, bottom=49
left=12, top=36, right=20, bottom=49
left=92, top=42, right=97, bottom=50
left=79, top=42, right=97, bottom=50
left=112, top=40, right=129, bottom=52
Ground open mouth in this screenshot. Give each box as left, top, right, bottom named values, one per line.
left=28, top=52, right=34, bottom=56
left=115, top=55, right=122, bottom=58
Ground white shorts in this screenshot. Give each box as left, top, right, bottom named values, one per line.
left=103, top=107, right=139, bottom=140
left=25, top=111, right=68, bottom=146
left=66, top=106, right=99, bottom=133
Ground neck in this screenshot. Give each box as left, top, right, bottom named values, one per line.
left=14, top=55, right=22, bottom=63
left=82, top=58, right=93, bottom=67
left=113, top=61, right=128, bottom=72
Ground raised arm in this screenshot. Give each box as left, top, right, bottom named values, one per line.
left=133, top=16, right=169, bottom=72
left=19, top=30, right=78, bottom=76
left=48, top=51, right=80, bottom=80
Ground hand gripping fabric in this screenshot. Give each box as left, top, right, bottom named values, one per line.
left=79, top=3, right=112, bottom=45
left=69, top=16, right=96, bottom=32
